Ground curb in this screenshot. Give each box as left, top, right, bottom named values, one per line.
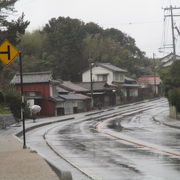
left=14, top=117, right=75, bottom=180
left=15, top=117, right=74, bottom=137
left=152, top=117, right=180, bottom=129
left=43, top=125, right=96, bottom=180
left=46, top=160, right=72, bottom=180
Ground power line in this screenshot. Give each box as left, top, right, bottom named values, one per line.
left=161, top=5, right=180, bottom=58
left=118, top=20, right=161, bottom=26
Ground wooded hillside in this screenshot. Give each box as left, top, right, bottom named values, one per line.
left=0, top=16, right=154, bottom=88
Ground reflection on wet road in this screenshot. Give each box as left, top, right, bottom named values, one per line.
left=29, top=98, right=180, bottom=180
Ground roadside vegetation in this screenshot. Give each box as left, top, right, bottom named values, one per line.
left=0, top=15, right=156, bottom=89
left=0, top=87, right=30, bottom=120
left=0, top=88, right=20, bottom=117
left=0, top=105, right=10, bottom=114
left=1, top=0, right=179, bottom=120
left=160, top=60, right=180, bottom=112
left=0, top=7, right=157, bottom=120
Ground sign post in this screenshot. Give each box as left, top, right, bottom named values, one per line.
left=19, top=52, right=26, bottom=149
left=0, top=40, right=26, bottom=149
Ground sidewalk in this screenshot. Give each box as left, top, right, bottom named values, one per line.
left=0, top=135, right=60, bottom=180
left=153, top=111, right=180, bottom=129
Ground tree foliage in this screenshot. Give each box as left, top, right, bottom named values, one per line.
left=2, top=16, right=154, bottom=86
left=0, top=91, right=4, bottom=103
left=5, top=87, right=21, bottom=119
left=0, top=0, right=29, bottom=89
left=168, top=88, right=180, bottom=112
left=18, top=17, right=152, bottom=81
left=0, top=0, right=29, bottom=44
left=43, top=17, right=87, bottom=81
left=160, top=60, right=180, bottom=112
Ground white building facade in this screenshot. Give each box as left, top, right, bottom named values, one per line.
left=82, top=63, right=127, bottom=84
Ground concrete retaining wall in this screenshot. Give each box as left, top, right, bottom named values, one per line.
left=0, top=114, right=15, bottom=129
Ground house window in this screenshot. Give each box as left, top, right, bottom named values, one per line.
left=114, top=72, right=120, bottom=81
left=114, top=72, right=124, bottom=82
left=25, top=91, right=41, bottom=98
left=29, top=92, right=36, bottom=97
left=120, top=74, right=124, bottom=81
left=97, top=74, right=108, bottom=81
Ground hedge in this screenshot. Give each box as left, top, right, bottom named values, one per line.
left=168, top=88, right=180, bottom=112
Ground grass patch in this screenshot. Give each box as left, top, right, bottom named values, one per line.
left=30, top=150, right=37, bottom=153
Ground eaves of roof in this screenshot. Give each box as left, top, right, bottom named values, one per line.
left=11, top=71, right=53, bottom=84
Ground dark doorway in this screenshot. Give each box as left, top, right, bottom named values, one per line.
left=57, top=108, right=65, bottom=116
left=73, top=107, right=78, bottom=113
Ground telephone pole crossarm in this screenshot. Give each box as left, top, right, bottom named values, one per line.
left=164, top=15, right=180, bottom=17
left=163, top=5, right=180, bottom=59
left=163, top=6, right=180, bottom=11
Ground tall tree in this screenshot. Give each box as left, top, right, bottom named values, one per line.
left=0, top=0, right=29, bottom=88
left=0, top=0, right=29, bottom=44
left=43, top=17, right=86, bottom=81
left=10, top=16, right=151, bottom=82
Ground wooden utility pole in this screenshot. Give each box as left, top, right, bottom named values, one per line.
left=170, top=5, right=176, bottom=58
left=88, top=58, right=94, bottom=109
left=19, top=52, right=26, bottom=149
left=164, top=6, right=180, bottom=60
left=153, top=53, right=157, bottom=97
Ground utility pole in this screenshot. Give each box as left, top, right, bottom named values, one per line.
left=170, top=5, right=176, bottom=58
left=153, top=53, right=157, bottom=97
left=164, top=5, right=180, bottom=61
left=19, top=52, right=26, bottom=149
left=88, top=58, right=94, bottom=109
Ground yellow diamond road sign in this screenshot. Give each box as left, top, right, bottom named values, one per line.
left=0, top=40, right=19, bottom=65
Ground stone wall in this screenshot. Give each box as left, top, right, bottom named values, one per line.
left=0, top=114, right=15, bottom=129
left=169, top=105, right=180, bottom=120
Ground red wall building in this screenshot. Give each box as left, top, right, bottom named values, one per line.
left=11, top=72, right=56, bottom=116
left=11, top=71, right=92, bottom=117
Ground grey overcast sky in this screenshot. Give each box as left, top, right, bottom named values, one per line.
left=15, top=0, right=180, bottom=58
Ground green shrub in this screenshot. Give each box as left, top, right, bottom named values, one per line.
left=5, top=89, right=21, bottom=119
left=0, top=91, right=4, bottom=104
left=160, top=61, right=180, bottom=112
left=168, top=88, right=180, bottom=112
left=0, top=105, right=10, bottom=114
left=4, top=88, right=30, bottom=120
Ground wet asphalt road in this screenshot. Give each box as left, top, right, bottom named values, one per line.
left=26, top=98, right=180, bottom=180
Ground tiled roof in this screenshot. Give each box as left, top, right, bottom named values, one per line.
left=125, top=76, right=136, bottom=82
left=61, top=81, right=88, bottom=92
left=120, top=84, right=140, bottom=88
left=50, top=96, right=65, bottom=102
left=56, top=86, right=69, bottom=93
left=96, top=63, right=127, bottom=73
left=138, top=76, right=161, bottom=85
left=11, top=71, right=53, bottom=84
left=112, top=81, right=140, bottom=88
left=59, top=93, right=90, bottom=100
left=76, top=82, right=113, bottom=91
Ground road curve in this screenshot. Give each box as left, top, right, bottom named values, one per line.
left=25, top=98, right=180, bottom=180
